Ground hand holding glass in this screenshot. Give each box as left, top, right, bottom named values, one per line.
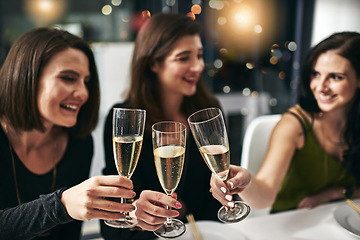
left=152, top=121, right=186, bottom=238
left=188, top=107, right=250, bottom=223
left=104, top=108, right=146, bottom=228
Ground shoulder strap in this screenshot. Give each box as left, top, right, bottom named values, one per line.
left=285, top=111, right=308, bottom=139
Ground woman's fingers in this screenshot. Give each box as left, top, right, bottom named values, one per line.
left=61, top=175, right=138, bottom=221
left=136, top=191, right=181, bottom=218
left=89, top=175, right=134, bottom=190
left=210, top=174, right=234, bottom=208
left=134, top=190, right=181, bottom=230
left=226, top=165, right=252, bottom=194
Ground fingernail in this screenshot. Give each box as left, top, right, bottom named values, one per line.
left=175, top=202, right=182, bottom=209
left=228, top=181, right=234, bottom=189
left=132, top=191, right=136, bottom=197
left=129, top=205, right=136, bottom=211
left=174, top=211, right=180, bottom=217
left=225, top=195, right=232, bottom=201
left=227, top=202, right=235, bottom=208
left=220, top=187, right=227, bottom=193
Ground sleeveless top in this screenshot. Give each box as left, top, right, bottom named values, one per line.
left=270, top=107, right=356, bottom=213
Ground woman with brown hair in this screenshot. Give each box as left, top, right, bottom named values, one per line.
left=0, top=27, right=136, bottom=240
left=101, top=12, right=222, bottom=239
left=210, top=31, right=360, bottom=214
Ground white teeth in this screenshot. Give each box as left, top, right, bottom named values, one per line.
left=62, top=104, right=78, bottom=110
left=318, top=94, right=332, bottom=100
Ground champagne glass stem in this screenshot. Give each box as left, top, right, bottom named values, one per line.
left=165, top=205, right=172, bottom=226
left=120, top=197, right=129, bottom=217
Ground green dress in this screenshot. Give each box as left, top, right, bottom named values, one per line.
left=270, top=108, right=356, bottom=213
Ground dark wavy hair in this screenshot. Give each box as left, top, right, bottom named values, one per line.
left=298, top=31, right=360, bottom=184
left=125, top=12, right=219, bottom=132
left=0, top=27, right=100, bottom=137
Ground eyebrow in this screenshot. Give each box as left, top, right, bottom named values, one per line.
left=59, top=70, right=91, bottom=81
left=175, top=48, right=203, bottom=57
left=312, top=68, right=347, bottom=75
left=59, top=70, right=80, bottom=76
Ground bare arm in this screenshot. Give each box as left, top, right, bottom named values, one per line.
left=211, top=112, right=305, bottom=209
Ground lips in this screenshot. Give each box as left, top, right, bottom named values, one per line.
left=317, top=93, right=337, bottom=102
left=183, top=77, right=198, bottom=84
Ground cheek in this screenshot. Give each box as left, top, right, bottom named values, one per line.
left=200, top=60, right=205, bottom=71
left=341, top=85, right=357, bottom=99
left=309, top=80, right=317, bottom=92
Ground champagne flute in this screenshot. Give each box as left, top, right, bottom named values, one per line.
left=104, top=108, right=146, bottom=228
left=188, top=107, right=250, bottom=223
left=152, top=121, right=186, bottom=238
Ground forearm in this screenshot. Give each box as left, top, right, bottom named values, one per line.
left=0, top=189, right=73, bottom=240
left=238, top=177, right=277, bottom=209
left=317, top=186, right=360, bottom=202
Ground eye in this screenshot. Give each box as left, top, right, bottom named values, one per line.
left=178, top=56, right=190, bottom=62
left=197, top=53, right=203, bottom=59
left=329, top=73, right=343, bottom=80
left=60, top=75, right=76, bottom=82
left=310, top=70, right=320, bottom=78
left=84, top=77, right=91, bottom=86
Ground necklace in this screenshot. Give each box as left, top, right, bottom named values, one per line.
left=9, top=143, right=57, bottom=237
left=9, top=143, right=57, bottom=205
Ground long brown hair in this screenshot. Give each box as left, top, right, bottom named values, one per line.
left=298, top=31, right=360, bottom=184
left=0, top=27, right=100, bottom=138
left=125, top=12, right=219, bottom=132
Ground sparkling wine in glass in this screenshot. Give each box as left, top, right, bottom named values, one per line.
left=104, top=108, right=146, bottom=228
left=152, top=121, right=186, bottom=238
left=188, top=107, right=250, bottom=223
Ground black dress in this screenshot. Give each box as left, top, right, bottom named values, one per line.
left=0, top=126, right=93, bottom=240
left=100, top=102, right=222, bottom=240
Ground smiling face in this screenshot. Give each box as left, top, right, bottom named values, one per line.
left=310, top=50, right=360, bottom=114
left=151, top=34, right=204, bottom=98
left=37, top=48, right=90, bottom=128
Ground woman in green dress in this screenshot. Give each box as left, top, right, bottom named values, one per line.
left=210, top=31, right=360, bottom=213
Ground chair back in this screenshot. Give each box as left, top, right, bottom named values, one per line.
left=240, top=114, right=281, bottom=217
left=241, top=114, right=282, bottom=176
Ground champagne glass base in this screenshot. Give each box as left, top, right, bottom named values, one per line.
left=104, top=216, right=138, bottom=229
left=153, top=218, right=186, bottom=239
left=218, top=201, right=251, bottom=223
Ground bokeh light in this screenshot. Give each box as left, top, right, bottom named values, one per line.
left=246, top=62, right=254, bottom=69
left=141, top=10, right=151, bottom=19
left=24, top=0, right=68, bottom=25
left=102, top=5, right=112, bottom=15
left=214, top=59, right=223, bottom=69
left=111, top=0, right=121, bottom=6
left=186, top=12, right=196, bottom=20
left=191, top=4, right=202, bottom=14
left=287, top=41, right=297, bottom=51
left=166, top=0, right=176, bottom=6
left=242, top=88, right=251, bottom=96
left=269, top=56, right=278, bottom=65
left=223, top=85, right=231, bottom=93
left=217, top=17, right=227, bottom=26
left=278, top=71, right=286, bottom=79
left=254, top=24, right=262, bottom=34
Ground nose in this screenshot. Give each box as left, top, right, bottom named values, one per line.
left=190, top=58, right=204, bottom=72
left=74, top=81, right=89, bottom=101
left=317, top=77, right=329, bottom=91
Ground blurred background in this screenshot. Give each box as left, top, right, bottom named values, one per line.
left=1, top=0, right=360, bottom=175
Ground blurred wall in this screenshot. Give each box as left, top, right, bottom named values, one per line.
left=312, top=0, right=360, bottom=46
left=90, top=42, right=134, bottom=177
